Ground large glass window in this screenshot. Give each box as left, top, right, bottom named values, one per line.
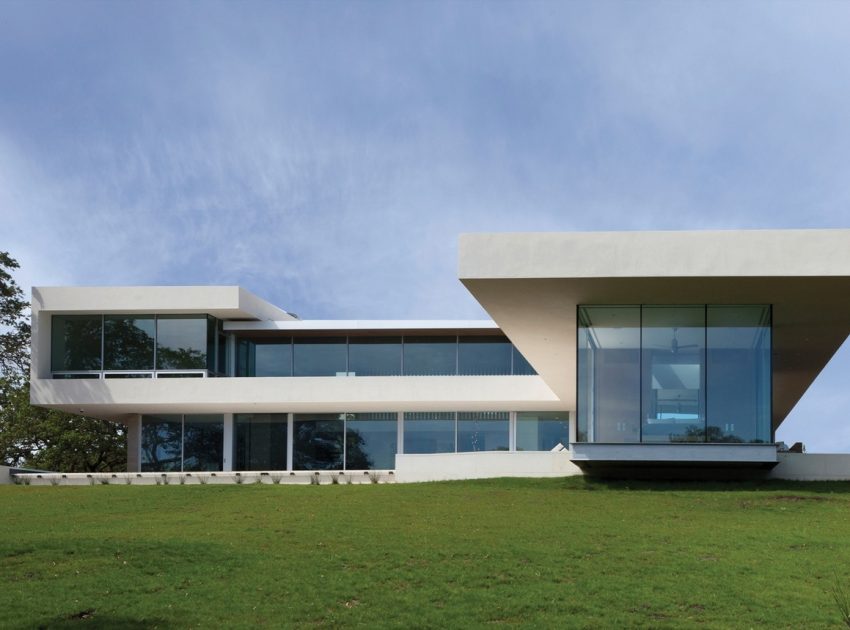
left=51, top=315, right=102, bottom=371
left=141, top=415, right=183, bottom=472
left=345, top=413, right=397, bottom=469
left=706, top=306, right=771, bottom=443
left=141, top=414, right=223, bottom=472
left=402, top=336, right=456, bottom=375
left=156, top=316, right=207, bottom=370
left=237, top=339, right=293, bottom=377
left=458, top=336, right=512, bottom=375
left=235, top=414, right=288, bottom=470
left=457, top=411, right=509, bottom=452
left=578, top=305, right=772, bottom=444
left=349, top=337, right=401, bottom=376
left=104, top=315, right=155, bottom=370
left=293, top=338, right=347, bottom=377
left=641, top=306, right=705, bottom=443
left=577, top=307, right=641, bottom=442
left=403, top=412, right=456, bottom=454
left=182, top=414, right=224, bottom=471
left=293, top=413, right=344, bottom=470
left=516, top=412, right=570, bottom=451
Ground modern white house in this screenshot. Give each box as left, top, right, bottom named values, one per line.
left=25, top=229, right=850, bottom=482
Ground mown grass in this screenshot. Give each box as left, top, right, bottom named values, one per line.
left=3, top=477, right=850, bottom=628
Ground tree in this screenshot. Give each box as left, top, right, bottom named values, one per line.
left=0, top=252, right=127, bottom=472
left=0, top=252, right=30, bottom=378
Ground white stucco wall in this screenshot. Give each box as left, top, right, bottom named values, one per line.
left=394, top=451, right=582, bottom=483
left=769, top=453, right=850, bottom=481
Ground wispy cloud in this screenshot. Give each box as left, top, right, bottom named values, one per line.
left=1, top=0, right=850, bottom=447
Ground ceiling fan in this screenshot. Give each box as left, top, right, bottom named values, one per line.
left=651, top=328, right=699, bottom=354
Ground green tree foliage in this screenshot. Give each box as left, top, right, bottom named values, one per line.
left=0, top=252, right=127, bottom=472
left=0, top=252, right=30, bottom=378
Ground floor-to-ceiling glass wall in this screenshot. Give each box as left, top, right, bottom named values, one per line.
left=141, top=414, right=223, bottom=471
left=234, top=413, right=288, bottom=470
left=576, top=307, right=641, bottom=442
left=641, top=306, right=705, bottom=443
left=577, top=305, right=771, bottom=444
left=345, top=413, right=397, bottom=469
left=516, top=412, right=570, bottom=451
left=706, top=306, right=771, bottom=443
left=292, top=413, right=345, bottom=470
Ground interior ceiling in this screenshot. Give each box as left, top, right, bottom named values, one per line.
left=461, top=276, right=850, bottom=431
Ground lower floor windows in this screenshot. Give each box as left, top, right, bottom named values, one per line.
left=516, top=412, right=570, bottom=451
left=141, top=410, right=570, bottom=472
left=141, top=414, right=224, bottom=472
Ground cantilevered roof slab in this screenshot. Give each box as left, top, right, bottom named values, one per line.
left=459, top=229, right=850, bottom=431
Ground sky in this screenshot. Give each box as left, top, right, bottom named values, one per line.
left=1, top=0, right=849, bottom=450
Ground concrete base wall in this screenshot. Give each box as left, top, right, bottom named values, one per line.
left=395, top=451, right=581, bottom=483
left=0, top=466, right=12, bottom=485
left=769, top=453, right=850, bottom=480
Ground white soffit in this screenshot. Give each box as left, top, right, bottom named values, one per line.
left=459, top=229, right=850, bottom=430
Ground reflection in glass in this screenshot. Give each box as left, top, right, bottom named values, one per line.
left=402, top=336, right=456, bottom=375
left=293, top=338, right=347, bottom=376
left=141, top=415, right=182, bottom=472
left=237, top=339, right=293, bottom=376
left=235, top=413, right=288, bottom=470
left=349, top=337, right=401, bottom=376
left=293, top=413, right=344, bottom=470
left=182, top=414, right=223, bottom=471
left=457, top=412, right=509, bottom=452
left=458, top=336, right=512, bottom=375
left=516, top=412, right=570, bottom=451
left=641, top=306, right=705, bottom=443
left=707, top=306, right=771, bottom=443
left=51, top=315, right=102, bottom=371
left=512, top=346, right=537, bottom=375
left=577, top=307, right=641, bottom=442
left=104, top=315, right=155, bottom=370
left=156, top=316, right=207, bottom=370
left=346, top=413, right=397, bottom=469
left=403, top=412, right=455, bottom=454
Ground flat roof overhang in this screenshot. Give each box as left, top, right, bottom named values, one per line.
left=459, top=230, right=850, bottom=432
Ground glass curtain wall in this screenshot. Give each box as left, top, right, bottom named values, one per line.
left=403, top=412, right=456, bottom=453
left=141, top=414, right=224, bottom=472
left=457, top=412, right=510, bottom=452
left=578, top=305, right=771, bottom=444
left=516, top=412, right=570, bottom=451
left=346, top=413, right=397, bottom=469
left=293, top=338, right=347, bottom=376
left=293, top=413, right=345, bottom=469
left=577, top=307, right=641, bottom=442
left=234, top=414, right=288, bottom=470
left=51, top=315, right=103, bottom=372
left=237, top=340, right=293, bottom=377
left=402, top=336, right=457, bottom=375
left=458, top=337, right=512, bottom=375
left=53, top=314, right=223, bottom=377
left=641, top=307, right=705, bottom=443
left=706, top=306, right=772, bottom=442
left=349, top=338, right=402, bottom=376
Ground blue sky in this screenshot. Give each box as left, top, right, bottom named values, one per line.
left=2, top=1, right=850, bottom=450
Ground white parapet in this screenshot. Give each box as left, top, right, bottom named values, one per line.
left=769, top=453, right=850, bottom=481
left=394, top=451, right=582, bottom=483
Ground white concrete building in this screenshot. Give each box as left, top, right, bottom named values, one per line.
left=27, top=229, right=850, bottom=481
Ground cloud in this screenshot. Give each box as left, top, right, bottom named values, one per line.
left=1, top=1, right=850, bottom=447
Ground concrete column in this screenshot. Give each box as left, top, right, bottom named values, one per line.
left=569, top=410, right=577, bottom=446
left=397, top=411, right=404, bottom=455
left=222, top=413, right=234, bottom=471
left=509, top=411, right=517, bottom=452
left=125, top=414, right=142, bottom=472
left=286, top=413, right=294, bottom=471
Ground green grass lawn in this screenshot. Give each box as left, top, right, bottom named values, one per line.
left=3, top=477, right=850, bottom=629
